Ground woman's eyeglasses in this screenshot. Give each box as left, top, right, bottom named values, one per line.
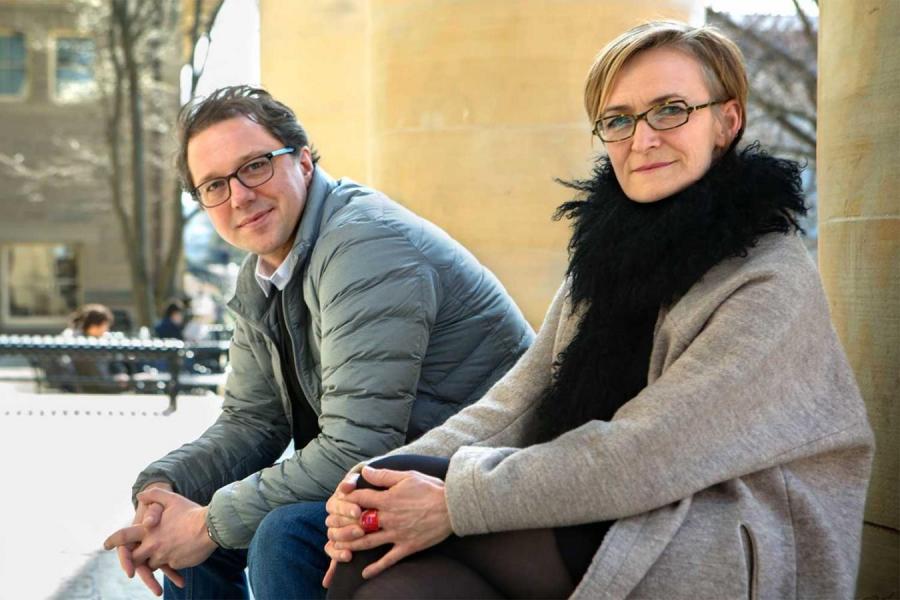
left=593, top=100, right=723, bottom=143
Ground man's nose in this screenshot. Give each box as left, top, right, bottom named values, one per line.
left=228, top=176, right=255, bottom=208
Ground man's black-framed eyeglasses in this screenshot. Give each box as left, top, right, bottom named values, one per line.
left=592, top=100, right=723, bottom=143
left=191, top=146, right=296, bottom=208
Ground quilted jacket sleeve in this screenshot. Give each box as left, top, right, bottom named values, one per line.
left=381, top=280, right=570, bottom=460
left=206, top=220, right=440, bottom=548
left=132, top=319, right=292, bottom=506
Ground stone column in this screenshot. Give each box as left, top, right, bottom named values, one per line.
left=259, top=1, right=371, bottom=183
left=818, top=1, right=900, bottom=596
left=364, top=0, right=699, bottom=324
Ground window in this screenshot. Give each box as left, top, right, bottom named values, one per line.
left=54, top=37, right=95, bottom=102
left=1, top=244, right=80, bottom=325
left=0, top=32, right=26, bottom=96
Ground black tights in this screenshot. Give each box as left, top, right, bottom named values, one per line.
left=327, top=455, right=604, bottom=599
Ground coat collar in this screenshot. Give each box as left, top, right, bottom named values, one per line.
left=227, top=166, right=338, bottom=326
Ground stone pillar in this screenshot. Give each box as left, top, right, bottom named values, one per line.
left=259, top=1, right=371, bottom=183
left=364, top=0, right=700, bottom=325
left=818, top=1, right=900, bottom=596
left=260, top=0, right=699, bottom=326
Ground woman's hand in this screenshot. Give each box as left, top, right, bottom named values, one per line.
left=326, top=466, right=453, bottom=580
left=322, top=471, right=364, bottom=588
left=325, top=473, right=365, bottom=548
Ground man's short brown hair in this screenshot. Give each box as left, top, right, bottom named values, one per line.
left=176, top=85, right=320, bottom=192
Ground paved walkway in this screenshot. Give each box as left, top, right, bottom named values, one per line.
left=0, top=377, right=223, bottom=600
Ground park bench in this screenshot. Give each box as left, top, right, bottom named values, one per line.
left=0, top=334, right=229, bottom=413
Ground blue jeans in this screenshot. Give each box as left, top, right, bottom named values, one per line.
left=163, top=546, right=249, bottom=600
left=163, top=501, right=329, bottom=600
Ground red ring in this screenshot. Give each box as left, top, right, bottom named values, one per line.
left=359, top=509, right=380, bottom=533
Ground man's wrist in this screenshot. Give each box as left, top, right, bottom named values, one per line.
left=202, top=508, right=219, bottom=549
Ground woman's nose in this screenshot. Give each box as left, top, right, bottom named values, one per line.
left=630, top=119, right=661, bottom=152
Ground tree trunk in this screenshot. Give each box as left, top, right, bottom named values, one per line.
left=115, top=0, right=154, bottom=326
left=105, top=4, right=143, bottom=333
left=155, top=0, right=225, bottom=309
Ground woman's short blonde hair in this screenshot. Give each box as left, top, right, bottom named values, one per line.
left=585, top=21, right=749, bottom=146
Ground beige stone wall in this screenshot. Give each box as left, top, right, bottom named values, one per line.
left=818, top=1, right=900, bottom=596
left=260, top=0, right=699, bottom=326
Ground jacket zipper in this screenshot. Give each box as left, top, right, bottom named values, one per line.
left=230, top=296, right=314, bottom=432
left=282, top=291, right=316, bottom=419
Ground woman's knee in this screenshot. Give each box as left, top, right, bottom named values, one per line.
left=362, top=455, right=450, bottom=489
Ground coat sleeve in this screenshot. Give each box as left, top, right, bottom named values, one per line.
left=207, top=221, right=441, bottom=548
left=132, top=319, right=292, bottom=506
left=441, top=262, right=872, bottom=536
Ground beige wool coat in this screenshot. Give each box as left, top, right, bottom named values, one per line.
left=385, top=233, right=874, bottom=599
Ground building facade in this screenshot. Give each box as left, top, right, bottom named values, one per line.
left=0, top=0, right=163, bottom=333
left=0, top=0, right=135, bottom=334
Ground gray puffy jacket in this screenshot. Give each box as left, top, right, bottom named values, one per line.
left=133, top=168, right=533, bottom=548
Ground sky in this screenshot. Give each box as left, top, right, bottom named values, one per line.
left=195, top=0, right=261, bottom=95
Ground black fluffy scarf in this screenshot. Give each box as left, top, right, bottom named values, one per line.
left=533, top=143, right=807, bottom=443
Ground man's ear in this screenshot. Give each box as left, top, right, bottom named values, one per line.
left=715, top=99, right=742, bottom=148
left=297, top=146, right=315, bottom=182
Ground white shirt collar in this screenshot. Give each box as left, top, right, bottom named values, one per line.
left=254, top=251, right=299, bottom=297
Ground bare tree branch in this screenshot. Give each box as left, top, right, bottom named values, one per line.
left=792, top=0, right=818, bottom=55
left=753, top=94, right=816, bottom=150
left=768, top=143, right=815, bottom=158
left=706, top=5, right=818, bottom=169
left=129, top=0, right=157, bottom=40
left=708, top=10, right=817, bottom=91
left=204, top=1, right=226, bottom=36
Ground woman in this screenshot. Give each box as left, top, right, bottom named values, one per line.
left=64, top=303, right=115, bottom=338
left=60, top=303, right=127, bottom=393
left=322, top=21, right=873, bottom=599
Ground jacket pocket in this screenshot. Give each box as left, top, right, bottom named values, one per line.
left=740, top=523, right=759, bottom=600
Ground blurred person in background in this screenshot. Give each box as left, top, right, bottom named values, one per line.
left=63, top=303, right=115, bottom=338
left=154, top=300, right=186, bottom=340
left=59, top=303, right=127, bottom=393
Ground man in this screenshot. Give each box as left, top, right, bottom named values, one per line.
left=103, top=86, right=533, bottom=599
